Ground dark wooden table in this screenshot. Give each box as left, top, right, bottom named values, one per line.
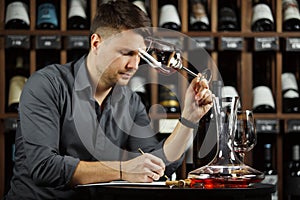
left=76, top=183, right=276, bottom=200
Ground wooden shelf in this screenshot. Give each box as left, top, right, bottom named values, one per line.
left=0, top=30, right=90, bottom=36
left=0, top=0, right=300, bottom=199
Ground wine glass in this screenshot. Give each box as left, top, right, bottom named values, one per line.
left=233, top=110, right=257, bottom=163
left=138, top=37, right=212, bottom=83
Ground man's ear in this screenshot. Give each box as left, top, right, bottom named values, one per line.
left=90, top=33, right=102, bottom=52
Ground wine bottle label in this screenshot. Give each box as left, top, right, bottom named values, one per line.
left=132, top=0, right=148, bottom=15
left=159, top=5, right=181, bottom=27
left=253, top=86, right=275, bottom=109
left=8, top=76, right=27, bottom=106
left=68, top=0, right=87, bottom=19
left=283, top=0, right=300, bottom=21
left=252, top=4, right=274, bottom=25
left=160, top=100, right=179, bottom=107
left=37, top=3, right=58, bottom=26
left=5, top=2, right=30, bottom=26
left=282, top=72, right=299, bottom=98
left=284, top=90, right=299, bottom=98
left=190, top=2, right=209, bottom=25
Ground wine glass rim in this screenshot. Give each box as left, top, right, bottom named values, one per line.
left=144, top=37, right=181, bottom=53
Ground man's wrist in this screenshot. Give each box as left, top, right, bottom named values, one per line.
left=179, top=116, right=199, bottom=129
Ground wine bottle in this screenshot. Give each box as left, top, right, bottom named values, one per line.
left=282, top=72, right=300, bottom=113
left=282, top=0, right=300, bottom=31
left=252, top=53, right=276, bottom=113
left=282, top=73, right=299, bottom=99
left=189, top=0, right=210, bottom=31
left=261, top=143, right=278, bottom=200
left=5, top=0, right=30, bottom=29
left=8, top=56, right=28, bottom=112
left=159, top=1, right=181, bottom=31
left=252, top=0, right=275, bottom=32
left=36, top=0, right=59, bottom=30
left=253, top=87, right=276, bottom=113
left=222, top=86, right=239, bottom=98
left=222, top=85, right=242, bottom=109
left=67, top=0, right=89, bottom=30
left=131, top=0, right=148, bottom=16
left=217, top=0, right=240, bottom=31
left=159, top=84, right=180, bottom=113
left=289, top=145, right=300, bottom=177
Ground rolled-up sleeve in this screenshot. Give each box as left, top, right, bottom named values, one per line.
left=19, top=72, right=79, bottom=189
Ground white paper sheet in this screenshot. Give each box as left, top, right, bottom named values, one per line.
left=76, top=180, right=167, bottom=188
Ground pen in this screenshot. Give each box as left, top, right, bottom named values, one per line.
left=138, top=148, right=169, bottom=180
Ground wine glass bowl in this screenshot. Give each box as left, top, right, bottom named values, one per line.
left=233, top=110, right=257, bottom=162
left=139, top=37, right=212, bottom=82
left=198, top=68, right=212, bottom=82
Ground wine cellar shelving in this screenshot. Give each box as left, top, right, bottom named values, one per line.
left=1, top=0, right=300, bottom=200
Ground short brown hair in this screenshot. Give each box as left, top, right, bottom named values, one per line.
left=90, top=0, right=152, bottom=39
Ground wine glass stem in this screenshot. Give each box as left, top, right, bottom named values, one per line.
left=182, top=66, right=198, bottom=77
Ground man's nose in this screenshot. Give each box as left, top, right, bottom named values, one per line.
left=127, top=54, right=140, bottom=70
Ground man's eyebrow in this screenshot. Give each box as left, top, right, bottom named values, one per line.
left=120, top=47, right=135, bottom=51
left=117, top=43, right=146, bottom=52
left=119, top=47, right=142, bottom=52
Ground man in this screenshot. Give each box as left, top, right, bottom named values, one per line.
left=4, top=0, right=213, bottom=199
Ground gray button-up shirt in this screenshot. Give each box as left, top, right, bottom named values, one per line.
left=5, top=56, right=182, bottom=200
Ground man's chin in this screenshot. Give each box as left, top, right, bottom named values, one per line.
left=117, top=79, right=130, bottom=86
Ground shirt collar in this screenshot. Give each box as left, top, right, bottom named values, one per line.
left=73, top=55, right=92, bottom=92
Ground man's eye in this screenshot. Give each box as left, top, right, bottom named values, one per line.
left=121, top=51, right=135, bottom=56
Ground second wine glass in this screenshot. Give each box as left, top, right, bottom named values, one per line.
left=233, top=110, right=257, bottom=163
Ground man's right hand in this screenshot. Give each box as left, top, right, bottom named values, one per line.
left=122, top=153, right=166, bottom=182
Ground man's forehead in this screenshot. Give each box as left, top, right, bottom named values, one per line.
left=111, top=31, right=146, bottom=49
left=115, top=30, right=144, bottom=41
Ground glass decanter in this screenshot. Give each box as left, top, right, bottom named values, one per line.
left=187, top=96, right=264, bottom=188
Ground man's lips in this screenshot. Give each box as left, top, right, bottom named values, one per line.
left=119, top=72, right=133, bottom=79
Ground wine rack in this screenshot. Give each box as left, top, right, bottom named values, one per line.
left=1, top=0, right=300, bottom=200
